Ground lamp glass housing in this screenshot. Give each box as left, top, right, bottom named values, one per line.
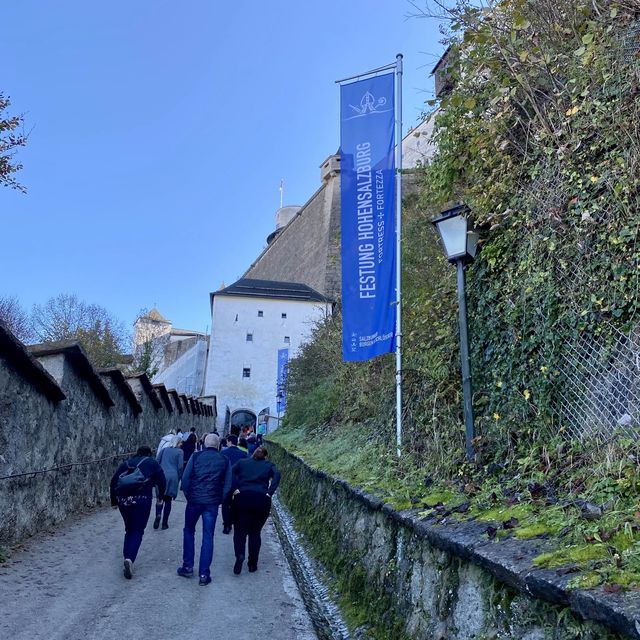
left=435, top=213, right=468, bottom=260
left=466, top=229, right=479, bottom=259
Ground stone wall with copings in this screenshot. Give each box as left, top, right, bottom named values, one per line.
left=0, top=322, right=214, bottom=547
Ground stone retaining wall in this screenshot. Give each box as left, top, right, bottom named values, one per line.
left=268, top=442, right=636, bottom=640
left=0, top=323, right=214, bottom=547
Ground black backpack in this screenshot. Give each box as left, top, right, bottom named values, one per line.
left=115, top=458, right=150, bottom=495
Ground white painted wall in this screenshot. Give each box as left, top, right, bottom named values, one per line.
left=402, top=116, right=437, bottom=168
left=153, top=339, right=208, bottom=397
left=203, top=295, right=331, bottom=429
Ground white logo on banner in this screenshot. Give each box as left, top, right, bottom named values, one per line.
left=346, top=91, right=392, bottom=120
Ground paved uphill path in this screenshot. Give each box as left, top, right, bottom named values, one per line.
left=0, top=500, right=317, bottom=640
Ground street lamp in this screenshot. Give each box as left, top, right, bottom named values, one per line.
left=431, top=204, right=479, bottom=460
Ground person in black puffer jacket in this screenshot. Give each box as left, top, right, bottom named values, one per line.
left=110, top=445, right=166, bottom=580
left=230, top=446, right=281, bottom=575
left=177, top=433, right=231, bottom=585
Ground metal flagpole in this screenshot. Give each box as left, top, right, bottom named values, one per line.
left=395, top=53, right=403, bottom=458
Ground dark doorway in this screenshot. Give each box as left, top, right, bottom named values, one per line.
left=230, top=408, right=257, bottom=432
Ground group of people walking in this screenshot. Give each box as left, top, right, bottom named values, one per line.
left=109, top=425, right=280, bottom=585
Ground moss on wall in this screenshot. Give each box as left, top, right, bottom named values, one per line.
left=269, top=441, right=627, bottom=640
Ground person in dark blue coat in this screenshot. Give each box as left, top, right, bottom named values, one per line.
left=220, top=435, right=248, bottom=534
left=177, top=433, right=232, bottom=585
left=230, top=446, right=281, bottom=575
left=110, top=445, right=166, bottom=580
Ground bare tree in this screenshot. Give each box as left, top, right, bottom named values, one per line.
left=0, top=295, right=34, bottom=342
left=31, top=293, right=130, bottom=368
left=0, top=94, right=28, bottom=192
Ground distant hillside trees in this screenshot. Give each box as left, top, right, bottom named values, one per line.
left=31, top=294, right=130, bottom=369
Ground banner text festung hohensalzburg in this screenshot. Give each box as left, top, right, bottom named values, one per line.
left=340, top=73, right=396, bottom=361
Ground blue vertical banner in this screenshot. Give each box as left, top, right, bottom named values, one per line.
left=276, top=348, right=289, bottom=412
left=340, top=73, right=396, bottom=361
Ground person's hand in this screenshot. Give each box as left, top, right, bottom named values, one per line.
left=157, top=498, right=163, bottom=505
left=266, top=493, right=272, bottom=499
left=233, top=489, right=240, bottom=496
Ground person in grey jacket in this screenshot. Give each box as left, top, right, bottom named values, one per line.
left=177, top=433, right=232, bottom=585
left=154, top=436, right=184, bottom=530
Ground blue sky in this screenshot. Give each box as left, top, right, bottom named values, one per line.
left=2, top=1, right=444, bottom=335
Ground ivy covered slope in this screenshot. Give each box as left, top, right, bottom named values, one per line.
left=271, top=0, right=640, bottom=590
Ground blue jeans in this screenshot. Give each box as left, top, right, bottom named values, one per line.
left=182, top=503, right=218, bottom=578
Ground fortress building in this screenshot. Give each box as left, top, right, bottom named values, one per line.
left=202, top=279, right=331, bottom=432
left=243, top=154, right=342, bottom=299
left=148, top=122, right=437, bottom=430
left=134, top=308, right=209, bottom=397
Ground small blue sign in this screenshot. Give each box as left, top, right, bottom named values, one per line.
left=276, top=348, right=289, bottom=412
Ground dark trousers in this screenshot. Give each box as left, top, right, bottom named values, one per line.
left=155, top=496, right=173, bottom=525
left=118, top=498, right=152, bottom=562
left=222, top=498, right=232, bottom=529
left=231, top=491, right=271, bottom=567
left=182, top=503, right=218, bottom=578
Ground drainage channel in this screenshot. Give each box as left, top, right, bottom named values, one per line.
left=272, top=495, right=352, bottom=640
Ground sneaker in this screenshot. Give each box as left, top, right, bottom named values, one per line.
left=176, top=566, right=194, bottom=578
left=153, top=516, right=161, bottom=530
left=161, top=523, right=169, bottom=530
left=199, top=575, right=212, bottom=586
left=123, top=559, right=133, bottom=579
left=222, top=526, right=231, bottom=535
left=233, top=555, right=244, bottom=575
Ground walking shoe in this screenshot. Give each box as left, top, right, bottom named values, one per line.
left=176, top=566, right=194, bottom=578
left=161, top=523, right=169, bottom=530
left=153, top=516, right=161, bottom=530
left=233, top=555, right=244, bottom=575
left=222, top=525, right=231, bottom=534
left=248, top=563, right=257, bottom=573
left=123, top=559, right=133, bottom=579
left=199, top=575, right=212, bottom=586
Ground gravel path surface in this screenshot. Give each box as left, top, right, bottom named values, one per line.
left=0, top=499, right=317, bottom=640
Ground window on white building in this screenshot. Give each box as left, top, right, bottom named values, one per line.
left=281, top=312, right=287, bottom=319
left=242, top=367, right=251, bottom=378
left=257, top=310, right=263, bottom=317
left=284, top=336, right=290, bottom=344
left=246, top=333, right=253, bottom=342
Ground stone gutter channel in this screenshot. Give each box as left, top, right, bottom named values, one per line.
left=272, top=494, right=353, bottom=640
left=270, top=443, right=640, bottom=640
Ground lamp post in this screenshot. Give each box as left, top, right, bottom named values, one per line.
left=431, top=205, right=479, bottom=460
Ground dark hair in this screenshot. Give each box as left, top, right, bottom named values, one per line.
left=137, top=445, right=153, bottom=457
left=190, top=427, right=196, bottom=433
left=238, top=437, right=248, bottom=449
left=252, top=446, right=268, bottom=461
left=219, top=438, right=227, bottom=448
left=230, top=425, right=241, bottom=436
left=227, top=434, right=238, bottom=446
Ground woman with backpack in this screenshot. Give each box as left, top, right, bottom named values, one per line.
left=110, top=445, right=166, bottom=580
